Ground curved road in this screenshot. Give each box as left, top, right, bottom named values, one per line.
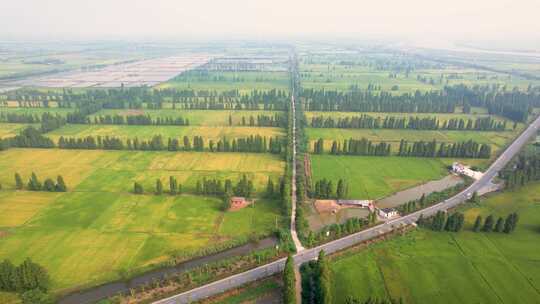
left=154, top=115, right=540, bottom=304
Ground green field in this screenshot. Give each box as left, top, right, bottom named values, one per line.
left=0, top=148, right=285, bottom=291
left=89, top=109, right=281, bottom=126
left=46, top=124, right=284, bottom=141
left=300, top=63, right=437, bottom=93
left=157, top=71, right=290, bottom=92
left=310, top=155, right=454, bottom=199
left=330, top=181, right=540, bottom=303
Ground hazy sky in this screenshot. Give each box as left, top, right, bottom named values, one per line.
left=2, top=0, right=539, bottom=45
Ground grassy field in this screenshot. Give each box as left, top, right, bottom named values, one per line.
left=0, top=149, right=285, bottom=292
left=46, top=124, right=284, bottom=141
left=300, top=63, right=437, bottom=93
left=0, top=123, right=36, bottom=138
left=89, top=109, right=282, bottom=126
left=157, top=71, right=290, bottom=92
left=310, top=155, right=456, bottom=199
left=330, top=181, right=540, bottom=304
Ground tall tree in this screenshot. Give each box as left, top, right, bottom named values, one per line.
left=155, top=179, right=163, bottom=195
left=15, top=173, right=23, bottom=190
left=283, top=254, right=296, bottom=304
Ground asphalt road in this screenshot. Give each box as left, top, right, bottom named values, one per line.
left=154, top=115, right=540, bottom=304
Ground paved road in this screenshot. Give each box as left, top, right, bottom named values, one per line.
left=290, top=91, right=305, bottom=253
left=154, top=114, right=540, bottom=304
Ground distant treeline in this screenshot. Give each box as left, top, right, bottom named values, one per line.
left=0, top=127, right=284, bottom=154
left=87, top=114, right=189, bottom=126
left=234, top=113, right=287, bottom=127
left=0, top=112, right=66, bottom=133
left=313, top=138, right=491, bottom=158
left=5, top=87, right=290, bottom=111
left=310, top=114, right=509, bottom=131
left=301, top=84, right=540, bottom=122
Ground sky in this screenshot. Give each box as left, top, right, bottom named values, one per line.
left=2, top=0, right=539, bottom=48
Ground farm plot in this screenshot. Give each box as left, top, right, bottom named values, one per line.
left=157, top=71, right=290, bottom=92
left=0, top=148, right=285, bottom=291
left=329, top=181, right=540, bottom=304
left=46, top=124, right=284, bottom=142
left=300, top=63, right=437, bottom=93
left=0, top=149, right=285, bottom=194
left=89, top=109, right=282, bottom=126
left=310, top=155, right=452, bottom=199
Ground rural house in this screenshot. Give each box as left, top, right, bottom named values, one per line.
left=378, top=208, right=399, bottom=219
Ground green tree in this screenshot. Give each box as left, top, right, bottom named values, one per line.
left=15, top=173, right=23, bottom=190
left=155, top=179, right=163, bottom=195
left=27, top=172, right=42, bottom=191
left=133, top=182, right=143, bottom=194
left=495, top=217, right=504, bottom=232
left=318, top=250, right=332, bottom=304
left=20, top=289, right=52, bottom=304
left=169, top=176, right=177, bottom=195
left=43, top=178, right=55, bottom=192
left=473, top=215, right=482, bottom=232
left=482, top=215, right=494, bottom=232
left=283, top=254, right=296, bottom=304
left=55, top=175, right=67, bottom=192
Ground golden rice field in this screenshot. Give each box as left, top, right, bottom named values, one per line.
left=0, top=148, right=286, bottom=291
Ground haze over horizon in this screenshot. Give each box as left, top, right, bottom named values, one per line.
left=2, top=0, right=540, bottom=50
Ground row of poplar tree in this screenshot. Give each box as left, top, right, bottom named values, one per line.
left=310, top=115, right=508, bottom=131
left=0, top=127, right=284, bottom=154
left=472, top=213, right=519, bottom=233
left=12, top=173, right=67, bottom=192
left=313, top=138, right=491, bottom=159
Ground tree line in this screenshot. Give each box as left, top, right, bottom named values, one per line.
left=312, top=178, right=349, bottom=199
left=397, top=139, right=491, bottom=158
left=418, top=211, right=465, bottom=232
left=472, top=213, right=519, bottom=233
left=86, top=114, right=190, bottom=126
left=6, top=87, right=290, bottom=111
left=313, top=138, right=491, bottom=159
left=12, top=172, right=67, bottom=192
left=310, top=114, right=508, bottom=131
left=301, top=84, right=540, bottom=122
left=233, top=113, right=287, bottom=127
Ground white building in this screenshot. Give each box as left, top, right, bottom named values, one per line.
left=452, top=162, right=484, bottom=180
left=378, top=208, right=399, bottom=219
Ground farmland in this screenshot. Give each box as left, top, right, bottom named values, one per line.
left=329, top=181, right=540, bottom=304
left=0, top=148, right=285, bottom=290
left=310, top=155, right=451, bottom=199
left=158, top=71, right=290, bottom=92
